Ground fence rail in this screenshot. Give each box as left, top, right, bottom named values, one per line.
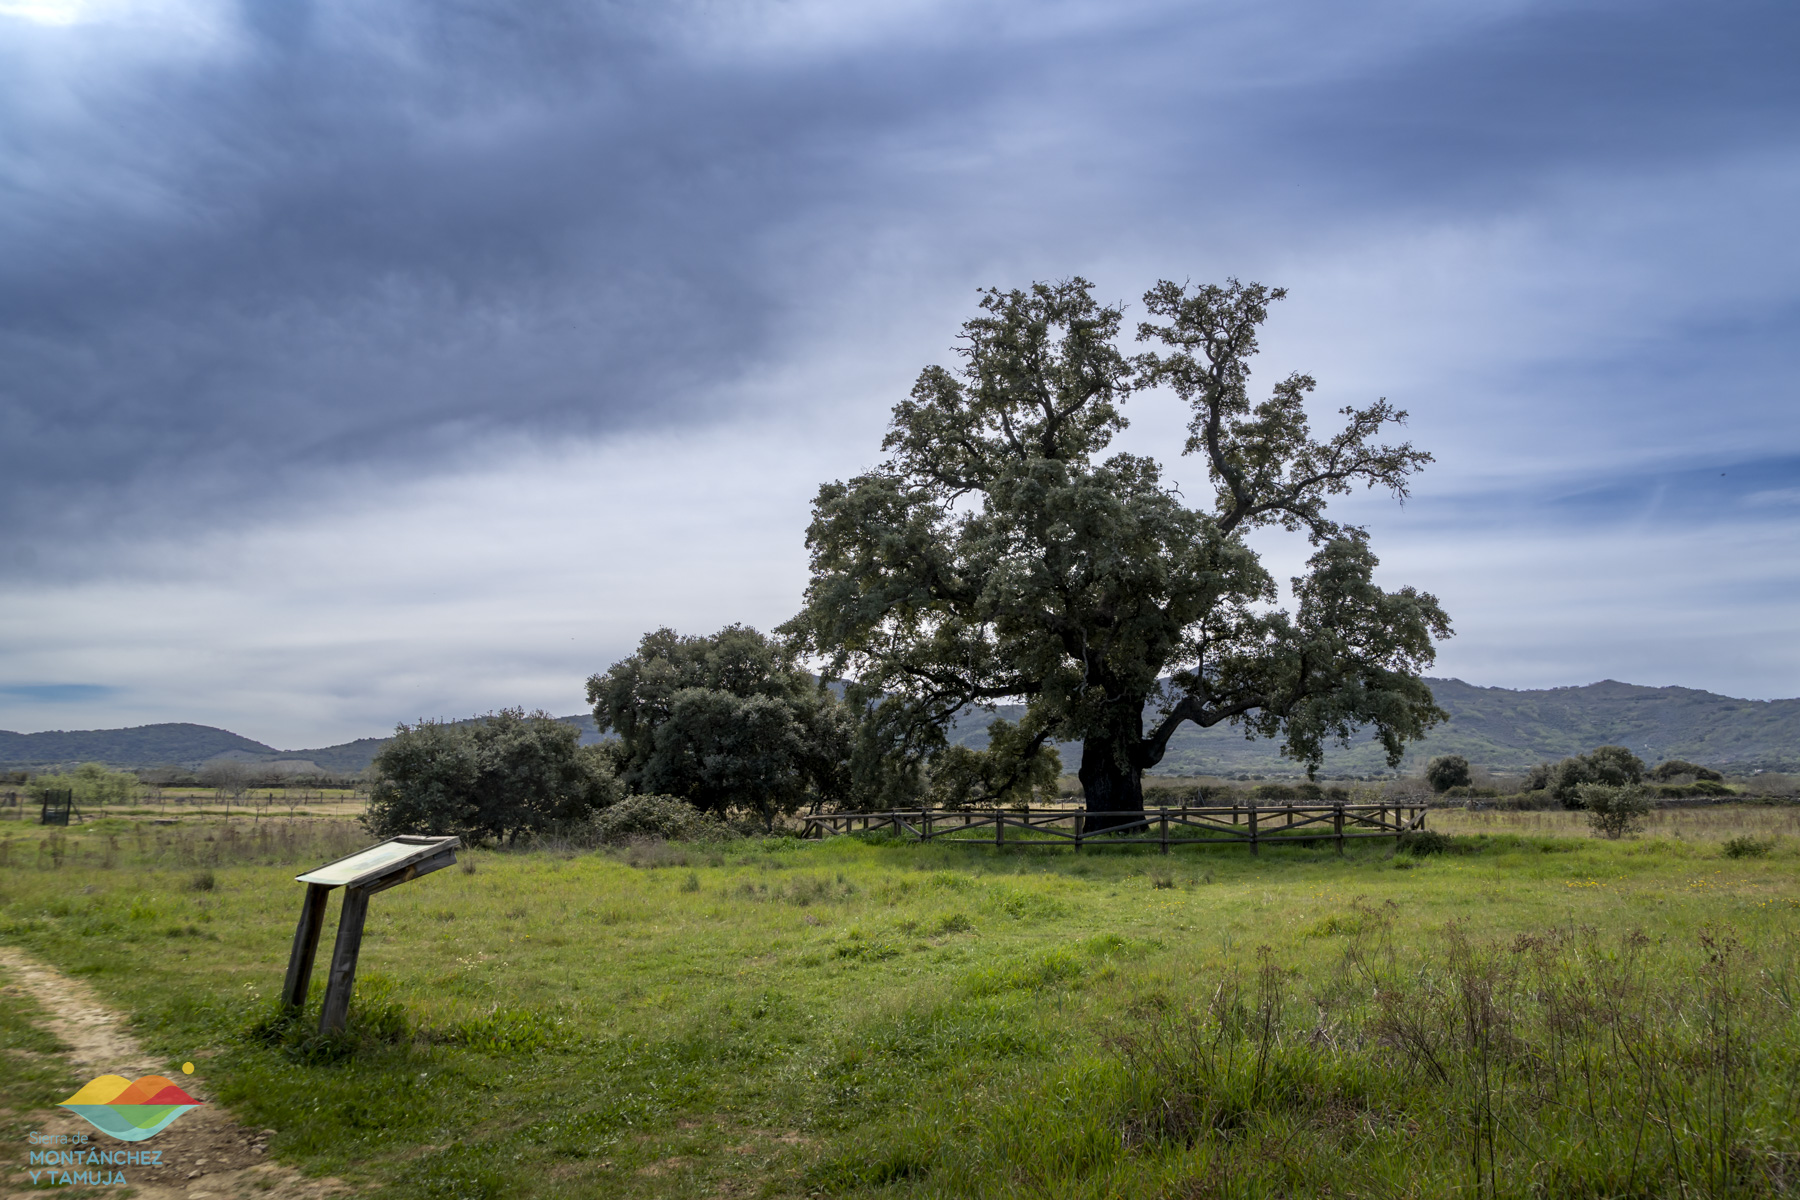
left=802, top=803, right=1426, bottom=854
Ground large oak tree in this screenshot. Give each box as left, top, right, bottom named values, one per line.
left=783, top=278, right=1452, bottom=821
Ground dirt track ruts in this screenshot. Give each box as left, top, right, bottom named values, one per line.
left=0, top=946, right=352, bottom=1199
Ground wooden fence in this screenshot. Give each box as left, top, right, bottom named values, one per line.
left=802, top=802, right=1427, bottom=854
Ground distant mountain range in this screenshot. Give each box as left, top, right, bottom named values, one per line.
left=0, top=722, right=397, bottom=775
left=952, top=678, right=1800, bottom=775
left=2, top=678, right=1795, bottom=776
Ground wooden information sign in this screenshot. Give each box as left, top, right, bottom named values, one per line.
left=282, top=834, right=460, bottom=1034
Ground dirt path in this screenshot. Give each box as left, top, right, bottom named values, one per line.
left=0, top=947, right=350, bottom=1199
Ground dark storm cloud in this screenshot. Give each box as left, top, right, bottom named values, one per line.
left=2, top=0, right=1795, bottom=559
left=0, top=0, right=956, bottom=547
left=1259, top=0, right=1800, bottom=203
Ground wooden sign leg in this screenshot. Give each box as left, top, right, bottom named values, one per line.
left=318, top=885, right=372, bottom=1035
left=281, top=883, right=332, bottom=1011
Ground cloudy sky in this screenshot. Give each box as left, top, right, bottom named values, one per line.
left=1, top=0, right=1796, bottom=748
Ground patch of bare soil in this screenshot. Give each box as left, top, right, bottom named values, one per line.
left=0, top=947, right=352, bottom=1199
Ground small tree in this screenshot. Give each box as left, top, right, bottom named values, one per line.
left=1578, top=783, right=1652, bottom=839
left=1424, top=754, right=1471, bottom=793
left=366, top=709, right=619, bottom=844
left=644, top=690, right=820, bottom=831
left=589, top=626, right=852, bottom=827
left=1550, top=745, right=1645, bottom=807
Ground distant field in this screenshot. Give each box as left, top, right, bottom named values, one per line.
left=1, top=810, right=1796, bottom=1198
left=0, top=787, right=369, bottom=824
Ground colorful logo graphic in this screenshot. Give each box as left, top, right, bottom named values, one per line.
left=59, top=1075, right=204, bottom=1141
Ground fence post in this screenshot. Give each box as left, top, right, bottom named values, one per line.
left=1074, top=811, right=1083, bottom=853
left=1249, top=802, right=1259, bottom=856
left=1334, top=803, right=1345, bottom=856
left=924, top=811, right=933, bottom=843
left=1160, top=809, right=1169, bottom=854
left=996, top=808, right=1004, bottom=848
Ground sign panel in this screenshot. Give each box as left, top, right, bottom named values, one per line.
left=295, top=835, right=459, bottom=888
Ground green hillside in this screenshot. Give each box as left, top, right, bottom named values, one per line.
left=951, top=678, right=1800, bottom=776
left=6, top=678, right=1794, bottom=775
left=0, top=722, right=276, bottom=769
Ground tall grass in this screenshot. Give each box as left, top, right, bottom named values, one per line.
left=0, top=818, right=364, bottom=871
left=821, top=903, right=1800, bottom=1197
left=1433, top=803, right=1800, bottom=843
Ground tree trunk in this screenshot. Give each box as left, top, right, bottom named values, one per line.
left=1079, top=735, right=1144, bottom=834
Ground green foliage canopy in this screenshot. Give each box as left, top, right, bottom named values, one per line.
left=28, top=762, right=136, bottom=806
left=1425, top=754, right=1471, bottom=793
left=1650, top=758, right=1723, bottom=783
left=583, top=794, right=735, bottom=843
left=587, top=626, right=851, bottom=827
left=1547, top=745, right=1646, bottom=807
left=366, top=709, right=618, bottom=844
left=926, top=718, right=1062, bottom=809
left=1578, top=783, right=1653, bottom=839
left=783, top=277, right=1452, bottom=813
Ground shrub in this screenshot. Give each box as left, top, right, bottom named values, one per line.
left=588, top=625, right=856, bottom=826
left=1551, top=745, right=1646, bottom=807
left=366, top=709, right=620, bottom=844
left=584, top=794, right=736, bottom=844
left=1649, top=759, right=1723, bottom=783
left=1721, top=835, right=1774, bottom=859
left=1425, top=755, right=1471, bottom=793
left=1577, top=783, right=1652, bottom=839
left=30, top=762, right=139, bottom=807
left=1398, top=829, right=1454, bottom=855
left=1657, top=780, right=1733, bottom=799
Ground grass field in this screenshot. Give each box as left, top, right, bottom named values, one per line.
left=1, top=809, right=1796, bottom=1198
